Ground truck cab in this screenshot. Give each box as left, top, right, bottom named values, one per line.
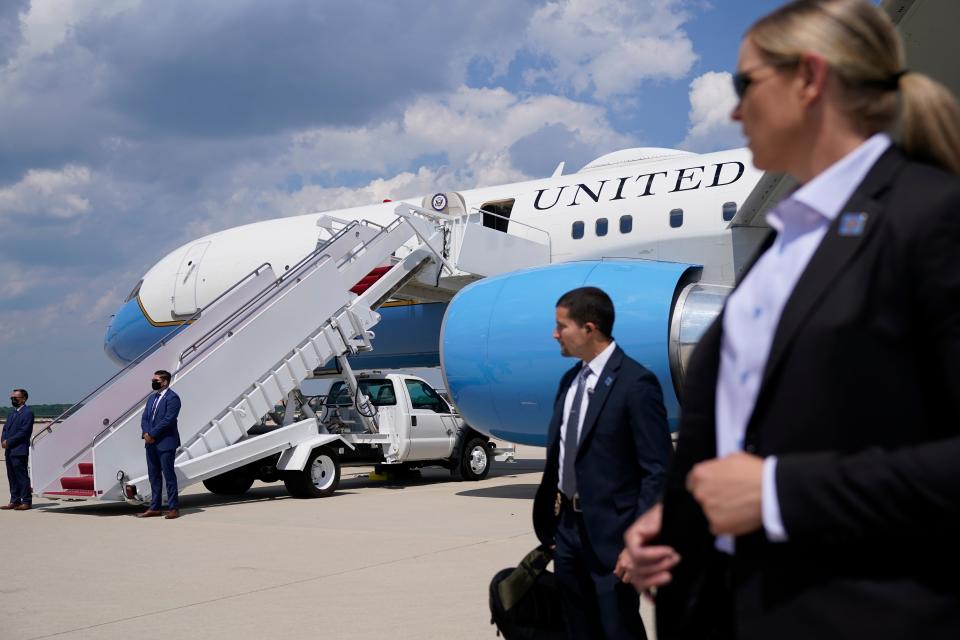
left=325, top=374, right=461, bottom=461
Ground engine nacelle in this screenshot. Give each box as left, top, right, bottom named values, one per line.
left=440, top=260, right=728, bottom=446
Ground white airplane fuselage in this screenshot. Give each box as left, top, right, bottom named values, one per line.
left=104, top=146, right=762, bottom=443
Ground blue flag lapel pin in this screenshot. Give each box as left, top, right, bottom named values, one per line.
left=838, top=212, right=868, bottom=236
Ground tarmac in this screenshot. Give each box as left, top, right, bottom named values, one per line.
left=0, top=445, right=654, bottom=640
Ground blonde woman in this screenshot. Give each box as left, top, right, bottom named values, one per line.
left=615, top=1, right=960, bottom=638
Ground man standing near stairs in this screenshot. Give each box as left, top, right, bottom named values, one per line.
left=138, top=370, right=182, bottom=520
left=2, top=389, right=34, bottom=511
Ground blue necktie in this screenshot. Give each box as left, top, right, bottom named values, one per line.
left=150, top=393, right=161, bottom=421
left=560, top=366, right=592, bottom=499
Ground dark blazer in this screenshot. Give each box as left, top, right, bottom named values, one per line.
left=657, top=148, right=960, bottom=640
left=534, top=345, right=672, bottom=571
left=141, top=389, right=182, bottom=452
left=2, top=406, right=35, bottom=457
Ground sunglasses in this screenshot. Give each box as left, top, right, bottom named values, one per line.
left=732, top=59, right=798, bottom=100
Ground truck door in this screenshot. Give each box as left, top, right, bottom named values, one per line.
left=404, top=379, right=456, bottom=460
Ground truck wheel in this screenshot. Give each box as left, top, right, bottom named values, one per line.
left=203, top=468, right=255, bottom=495
left=283, top=447, right=340, bottom=498
left=456, top=437, right=491, bottom=481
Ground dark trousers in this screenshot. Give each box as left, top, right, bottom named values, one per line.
left=554, top=505, right=646, bottom=640
left=145, top=445, right=179, bottom=511
left=6, top=454, right=31, bottom=505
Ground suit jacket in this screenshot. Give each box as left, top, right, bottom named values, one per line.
left=2, top=405, right=35, bottom=457
left=657, top=148, right=960, bottom=640
left=141, top=389, right=182, bottom=452
left=533, top=346, right=672, bottom=571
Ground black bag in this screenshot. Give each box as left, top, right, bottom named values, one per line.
left=489, top=545, right=565, bottom=639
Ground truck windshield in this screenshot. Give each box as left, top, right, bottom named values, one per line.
left=327, top=379, right=397, bottom=406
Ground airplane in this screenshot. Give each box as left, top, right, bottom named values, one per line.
left=101, top=0, right=956, bottom=449
left=103, top=145, right=784, bottom=447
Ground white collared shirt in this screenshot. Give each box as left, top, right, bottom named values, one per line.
left=152, top=388, right=168, bottom=421
left=558, top=340, right=617, bottom=491
left=715, top=133, right=892, bottom=553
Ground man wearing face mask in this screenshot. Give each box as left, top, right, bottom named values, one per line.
left=2, top=389, right=35, bottom=511
left=138, top=370, right=182, bottom=519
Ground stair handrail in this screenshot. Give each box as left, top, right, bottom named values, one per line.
left=179, top=216, right=409, bottom=369
left=468, top=206, right=553, bottom=256
left=178, top=219, right=368, bottom=365
left=91, top=216, right=411, bottom=452
left=31, top=261, right=275, bottom=446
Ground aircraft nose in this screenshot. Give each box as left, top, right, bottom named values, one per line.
left=104, top=297, right=173, bottom=366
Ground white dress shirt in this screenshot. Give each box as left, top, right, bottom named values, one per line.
left=152, top=388, right=168, bottom=421
left=558, top=340, right=617, bottom=492
left=715, top=133, right=892, bottom=553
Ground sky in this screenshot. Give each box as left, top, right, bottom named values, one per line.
left=0, top=0, right=787, bottom=404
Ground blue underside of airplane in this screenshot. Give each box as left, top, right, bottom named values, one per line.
left=105, top=260, right=694, bottom=448
left=104, top=299, right=446, bottom=371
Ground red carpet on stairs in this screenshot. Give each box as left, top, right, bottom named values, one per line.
left=350, top=266, right=392, bottom=294
left=45, top=462, right=97, bottom=497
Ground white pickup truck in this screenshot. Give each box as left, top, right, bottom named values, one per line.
left=200, top=372, right=512, bottom=499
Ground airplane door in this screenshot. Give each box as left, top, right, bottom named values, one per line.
left=173, top=241, right=210, bottom=316
left=404, top=379, right=456, bottom=460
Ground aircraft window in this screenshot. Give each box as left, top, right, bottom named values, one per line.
left=596, top=218, right=608, bottom=236
left=404, top=379, right=448, bottom=412
left=124, top=279, right=143, bottom=303
left=572, top=221, right=585, bottom=239
left=722, top=201, right=737, bottom=222
left=620, top=215, right=633, bottom=234
left=670, top=208, right=684, bottom=229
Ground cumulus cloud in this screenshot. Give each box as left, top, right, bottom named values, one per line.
left=0, top=164, right=93, bottom=219
left=0, top=0, right=709, bottom=401
left=198, top=86, right=625, bottom=231
left=525, top=0, right=697, bottom=98
left=679, top=71, right=744, bottom=152
left=288, top=86, right=620, bottom=173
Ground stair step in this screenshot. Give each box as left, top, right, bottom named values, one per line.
left=60, top=475, right=94, bottom=491
left=43, top=489, right=97, bottom=498
left=350, top=266, right=392, bottom=294
left=78, top=462, right=93, bottom=475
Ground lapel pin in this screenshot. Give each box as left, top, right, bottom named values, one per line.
left=604, top=376, right=613, bottom=387
left=838, top=212, right=868, bottom=237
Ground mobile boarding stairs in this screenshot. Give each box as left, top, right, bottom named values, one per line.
left=30, top=199, right=550, bottom=504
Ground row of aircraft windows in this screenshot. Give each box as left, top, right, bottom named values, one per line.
left=570, top=201, right=739, bottom=239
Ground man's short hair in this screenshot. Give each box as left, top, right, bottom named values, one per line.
left=154, top=370, right=172, bottom=384
left=12, top=388, right=27, bottom=400
left=556, top=287, right=615, bottom=339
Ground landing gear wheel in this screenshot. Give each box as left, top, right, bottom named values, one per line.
left=203, top=469, right=255, bottom=495
left=283, top=447, right=341, bottom=498
left=453, top=437, right=491, bottom=481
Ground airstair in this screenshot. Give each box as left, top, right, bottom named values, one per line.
left=30, top=200, right=551, bottom=504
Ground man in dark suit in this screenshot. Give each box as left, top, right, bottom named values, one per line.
left=533, top=286, right=672, bottom=639
left=2, top=388, right=35, bottom=511
left=138, top=370, right=182, bottom=519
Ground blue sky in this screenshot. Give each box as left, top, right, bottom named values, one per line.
left=0, top=0, right=786, bottom=403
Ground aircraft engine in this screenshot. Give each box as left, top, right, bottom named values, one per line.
left=440, top=260, right=728, bottom=446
